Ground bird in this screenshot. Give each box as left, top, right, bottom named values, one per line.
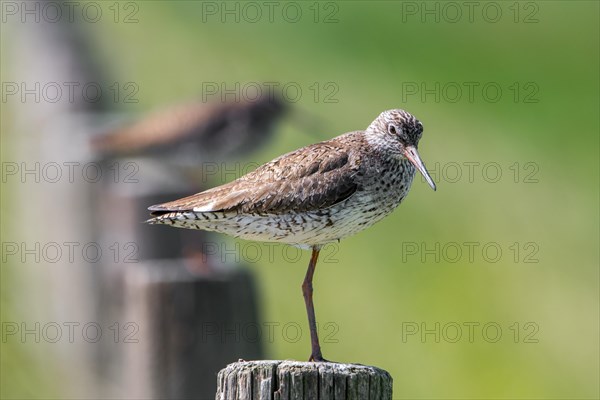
left=147, top=109, right=436, bottom=362
left=92, top=88, right=288, bottom=166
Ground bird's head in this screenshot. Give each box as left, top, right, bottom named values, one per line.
left=366, top=109, right=436, bottom=190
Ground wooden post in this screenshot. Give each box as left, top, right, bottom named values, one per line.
left=122, top=261, right=263, bottom=399
left=215, top=360, right=393, bottom=400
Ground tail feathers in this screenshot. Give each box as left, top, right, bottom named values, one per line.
left=145, top=210, right=227, bottom=226
left=145, top=211, right=192, bottom=225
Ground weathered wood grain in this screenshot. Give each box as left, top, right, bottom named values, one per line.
left=216, top=360, right=392, bottom=400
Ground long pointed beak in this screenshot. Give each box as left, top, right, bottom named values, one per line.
left=404, top=145, right=436, bottom=191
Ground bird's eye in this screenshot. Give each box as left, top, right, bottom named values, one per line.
left=387, top=124, right=397, bottom=135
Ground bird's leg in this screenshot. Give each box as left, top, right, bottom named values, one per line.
left=302, top=246, right=327, bottom=362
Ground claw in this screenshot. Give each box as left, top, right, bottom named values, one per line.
left=309, top=353, right=330, bottom=362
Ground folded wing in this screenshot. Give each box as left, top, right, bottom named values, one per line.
left=148, top=137, right=363, bottom=216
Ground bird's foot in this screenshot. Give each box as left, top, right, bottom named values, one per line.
left=308, top=353, right=331, bottom=362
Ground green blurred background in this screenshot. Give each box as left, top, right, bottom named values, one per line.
left=2, top=1, right=598, bottom=399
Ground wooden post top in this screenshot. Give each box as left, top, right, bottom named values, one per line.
left=216, top=360, right=393, bottom=400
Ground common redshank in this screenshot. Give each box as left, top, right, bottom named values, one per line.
left=93, top=89, right=287, bottom=164
left=147, top=109, right=436, bottom=361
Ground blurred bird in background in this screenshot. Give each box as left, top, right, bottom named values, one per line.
left=92, top=86, right=289, bottom=169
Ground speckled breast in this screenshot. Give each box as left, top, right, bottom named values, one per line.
left=299, top=158, right=416, bottom=246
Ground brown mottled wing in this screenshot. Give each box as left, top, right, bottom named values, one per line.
left=148, top=134, right=364, bottom=215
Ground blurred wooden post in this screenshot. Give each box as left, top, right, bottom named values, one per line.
left=7, top=8, right=117, bottom=398
left=123, top=261, right=263, bottom=399
left=215, top=360, right=393, bottom=400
